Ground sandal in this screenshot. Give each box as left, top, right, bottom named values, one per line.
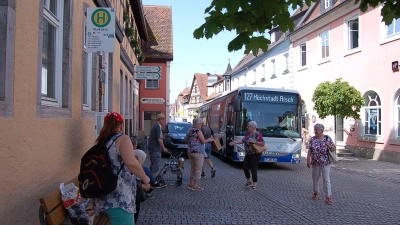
left=326, top=197, right=332, bottom=205
left=244, top=181, right=252, bottom=187
left=191, top=186, right=204, bottom=191
left=251, top=186, right=258, bottom=190
left=188, top=185, right=194, bottom=190
left=312, top=193, right=318, bottom=200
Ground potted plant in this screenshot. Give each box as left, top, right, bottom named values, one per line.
left=123, top=11, right=129, bottom=22
left=130, top=38, right=138, bottom=47
left=125, top=24, right=134, bottom=38
left=138, top=54, right=145, bottom=63
left=135, top=47, right=142, bottom=55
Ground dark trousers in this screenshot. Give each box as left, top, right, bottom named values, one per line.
left=242, top=153, right=262, bottom=183
left=135, top=202, right=140, bottom=223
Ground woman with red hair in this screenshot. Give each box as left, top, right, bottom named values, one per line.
left=94, top=112, right=151, bottom=225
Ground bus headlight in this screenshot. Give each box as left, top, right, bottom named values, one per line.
left=238, top=152, right=245, bottom=157
left=292, top=153, right=300, bottom=159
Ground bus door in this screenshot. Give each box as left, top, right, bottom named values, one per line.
left=225, top=103, right=235, bottom=158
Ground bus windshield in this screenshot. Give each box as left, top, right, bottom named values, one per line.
left=235, top=101, right=301, bottom=138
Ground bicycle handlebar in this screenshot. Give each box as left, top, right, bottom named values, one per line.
left=166, top=149, right=183, bottom=158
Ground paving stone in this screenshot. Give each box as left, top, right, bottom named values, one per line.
left=137, top=154, right=400, bottom=224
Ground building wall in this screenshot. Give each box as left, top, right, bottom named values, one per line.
left=291, top=6, right=400, bottom=162
left=138, top=61, right=168, bottom=133
left=0, top=0, right=142, bottom=224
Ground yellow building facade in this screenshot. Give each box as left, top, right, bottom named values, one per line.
left=0, top=0, right=147, bottom=224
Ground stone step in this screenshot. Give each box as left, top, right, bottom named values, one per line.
left=336, top=146, right=353, bottom=157
left=337, top=152, right=354, bottom=157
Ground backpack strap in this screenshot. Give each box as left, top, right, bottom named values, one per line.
left=105, top=133, right=125, bottom=176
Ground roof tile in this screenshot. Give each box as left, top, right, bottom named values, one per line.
left=142, top=6, right=173, bottom=60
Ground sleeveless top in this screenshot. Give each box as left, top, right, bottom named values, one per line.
left=94, top=136, right=137, bottom=214
left=186, top=127, right=206, bottom=154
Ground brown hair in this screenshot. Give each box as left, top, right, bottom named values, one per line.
left=95, top=114, right=123, bottom=144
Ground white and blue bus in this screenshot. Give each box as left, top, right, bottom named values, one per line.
left=199, top=87, right=303, bottom=163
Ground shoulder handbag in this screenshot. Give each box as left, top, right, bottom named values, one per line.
left=328, top=149, right=337, bottom=163
left=253, top=143, right=267, bottom=154
left=325, top=135, right=337, bottom=163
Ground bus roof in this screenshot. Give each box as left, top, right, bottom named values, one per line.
left=203, top=87, right=300, bottom=106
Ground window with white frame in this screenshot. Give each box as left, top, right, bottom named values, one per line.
left=347, top=16, right=359, bottom=50
left=83, top=12, right=92, bottom=110
left=252, top=69, right=256, bottom=85
left=283, top=53, right=289, bottom=74
left=300, top=43, right=306, bottom=66
left=387, top=18, right=400, bottom=37
left=396, top=94, right=400, bottom=138
left=363, top=91, right=381, bottom=136
left=41, top=0, right=64, bottom=106
left=324, top=0, right=330, bottom=8
left=321, top=0, right=332, bottom=12
left=261, top=64, right=265, bottom=81
left=145, top=79, right=159, bottom=89
left=120, top=72, right=123, bottom=113
left=319, top=30, right=330, bottom=59
left=125, top=76, right=128, bottom=115
left=270, top=59, right=276, bottom=78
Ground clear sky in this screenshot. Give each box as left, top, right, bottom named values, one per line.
left=143, top=0, right=246, bottom=102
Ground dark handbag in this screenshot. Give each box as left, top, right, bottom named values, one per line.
left=136, top=181, right=147, bottom=203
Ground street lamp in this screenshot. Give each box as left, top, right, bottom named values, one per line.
left=222, top=74, right=231, bottom=91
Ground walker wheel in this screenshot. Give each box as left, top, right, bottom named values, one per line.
left=176, top=179, right=182, bottom=186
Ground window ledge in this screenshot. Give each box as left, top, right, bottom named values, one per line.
left=252, top=81, right=256, bottom=85
left=298, top=66, right=308, bottom=72
left=344, top=48, right=361, bottom=57
left=261, top=78, right=265, bottom=82
left=380, top=34, right=400, bottom=45
left=357, top=135, right=384, bottom=144
left=388, top=138, right=400, bottom=145
left=282, top=70, right=289, bottom=75
left=270, top=75, right=276, bottom=79
left=318, top=59, right=331, bottom=65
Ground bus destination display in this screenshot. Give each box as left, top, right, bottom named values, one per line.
left=243, top=92, right=298, bottom=104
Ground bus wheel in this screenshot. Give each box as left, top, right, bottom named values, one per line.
left=219, top=149, right=226, bottom=162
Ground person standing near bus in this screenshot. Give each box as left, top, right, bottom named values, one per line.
left=148, top=113, right=168, bottom=178
left=184, top=118, right=214, bottom=191
left=200, top=119, right=217, bottom=178
left=302, top=124, right=310, bottom=154
left=307, top=123, right=336, bottom=205
left=229, top=121, right=265, bottom=190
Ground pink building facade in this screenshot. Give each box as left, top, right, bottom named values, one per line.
left=289, top=0, right=400, bottom=163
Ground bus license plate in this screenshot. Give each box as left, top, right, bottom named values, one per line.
left=264, top=158, right=277, bottom=162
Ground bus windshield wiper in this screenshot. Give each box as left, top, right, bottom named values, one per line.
left=283, top=133, right=296, bottom=141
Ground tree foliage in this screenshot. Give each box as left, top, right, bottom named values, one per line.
left=312, top=79, right=364, bottom=120
left=194, top=0, right=400, bottom=56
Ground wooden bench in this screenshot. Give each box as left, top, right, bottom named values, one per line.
left=39, top=177, right=110, bottom=225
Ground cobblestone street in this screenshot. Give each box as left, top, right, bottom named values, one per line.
left=137, top=154, right=400, bottom=225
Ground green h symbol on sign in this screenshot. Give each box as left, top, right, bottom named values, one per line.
left=91, top=9, right=111, bottom=27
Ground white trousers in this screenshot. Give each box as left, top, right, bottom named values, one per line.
left=312, top=165, right=332, bottom=197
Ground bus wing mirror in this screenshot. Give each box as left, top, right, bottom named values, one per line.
left=234, top=95, right=241, bottom=112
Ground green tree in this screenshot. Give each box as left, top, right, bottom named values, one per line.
left=312, top=78, right=364, bottom=120
left=194, top=0, right=400, bottom=56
